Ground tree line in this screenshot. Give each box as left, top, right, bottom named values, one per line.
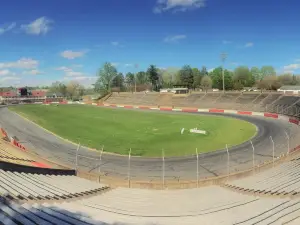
left=94, top=62, right=300, bottom=93
left=36, top=62, right=300, bottom=100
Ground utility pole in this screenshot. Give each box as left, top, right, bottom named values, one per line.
left=220, top=53, right=227, bottom=93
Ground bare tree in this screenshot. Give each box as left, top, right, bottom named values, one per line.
left=66, top=81, right=80, bottom=100
left=201, top=75, right=212, bottom=92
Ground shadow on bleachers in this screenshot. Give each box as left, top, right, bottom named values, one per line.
left=0, top=197, right=128, bottom=225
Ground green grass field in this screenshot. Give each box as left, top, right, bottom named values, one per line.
left=9, top=104, right=257, bottom=157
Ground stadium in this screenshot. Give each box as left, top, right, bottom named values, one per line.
left=0, top=90, right=300, bottom=225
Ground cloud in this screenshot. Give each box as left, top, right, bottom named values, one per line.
left=63, top=76, right=97, bottom=87
left=60, top=50, right=88, bottom=59
left=0, top=58, right=39, bottom=69
left=71, top=64, right=83, bottom=68
left=111, top=41, right=119, bottom=46
left=125, top=63, right=133, bottom=67
left=0, top=69, right=16, bottom=76
left=56, top=66, right=86, bottom=77
left=0, top=22, right=16, bottom=35
left=21, top=17, right=53, bottom=35
left=0, top=76, right=21, bottom=85
left=22, top=69, right=43, bottom=75
left=283, top=63, right=300, bottom=73
left=208, top=68, right=215, bottom=72
left=154, top=0, right=206, bottom=13
left=164, top=34, right=187, bottom=43
left=111, top=62, right=119, bottom=67
left=244, top=42, right=254, bottom=48
left=222, top=40, right=232, bottom=44
left=111, top=41, right=124, bottom=47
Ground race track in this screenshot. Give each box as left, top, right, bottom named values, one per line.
left=0, top=106, right=299, bottom=181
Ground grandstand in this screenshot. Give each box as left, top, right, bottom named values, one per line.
left=105, top=91, right=300, bottom=118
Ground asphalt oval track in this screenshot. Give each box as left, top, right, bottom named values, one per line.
left=0, top=106, right=299, bottom=181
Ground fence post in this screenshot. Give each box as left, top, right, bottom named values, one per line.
left=162, top=149, right=165, bottom=189
left=196, top=148, right=199, bottom=188
left=75, top=143, right=80, bottom=173
left=98, top=145, right=104, bottom=183
left=284, top=131, right=290, bottom=155
left=270, top=136, right=275, bottom=167
left=128, top=148, right=131, bottom=188
left=250, top=140, right=255, bottom=173
left=226, top=144, right=230, bottom=177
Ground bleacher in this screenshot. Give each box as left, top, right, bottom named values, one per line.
left=224, top=157, right=300, bottom=197
left=32, top=186, right=300, bottom=225
left=0, top=170, right=108, bottom=201
left=267, top=96, right=300, bottom=116
left=0, top=148, right=35, bottom=166
left=0, top=142, right=35, bottom=167
left=103, top=92, right=300, bottom=118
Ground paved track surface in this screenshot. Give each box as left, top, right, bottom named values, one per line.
left=0, top=106, right=299, bottom=181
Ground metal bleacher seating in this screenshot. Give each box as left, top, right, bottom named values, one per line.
left=0, top=170, right=108, bottom=201
left=29, top=186, right=300, bottom=225
left=224, top=157, right=300, bottom=197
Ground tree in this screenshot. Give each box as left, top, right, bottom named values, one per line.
left=136, top=71, right=148, bottom=85
left=94, top=62, right=118, bottom=93
left=201, top=75, right=212, bottom=92
left=192, top=68, right=202, bottom=89
left=200, top=66, right=208, bottom=77
left=209, top=67, right=233, bottom=90
left=233, top=82, right=244, bottom=90
left=294, top=75, right=300, bottom=85
left=257, top=75, right=281, bottom=90
left=77, top=84, right=85, bottom=97
left=179, top=65, right=194, bottom=88
left=49, top=81, right=67, bottom=97
left=125, top=72, right=135, bottom=90
left=160, top=67, right=180, bottom=88
left=261, top=66, right=276, bottom=78
left=250, top=67, right=261, bottom=81
left=112, top=73, right=125, bottom=89
left=234, top=66, right=255, bottom=87
left=66, top=81, right=80, bottom=100
left=278, top=74, right=294, bottom=85
left=147, top=65, right=159, bottom=91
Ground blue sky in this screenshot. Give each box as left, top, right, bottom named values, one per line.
left=0, top=0, right=300, bottom=87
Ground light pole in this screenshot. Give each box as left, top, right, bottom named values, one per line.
left=220, top=53, right=227, bottom=93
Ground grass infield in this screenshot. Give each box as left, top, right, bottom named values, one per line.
left=9, top=104, right=257, bottom=157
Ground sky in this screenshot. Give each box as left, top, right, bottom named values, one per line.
left=0, top=0, right=300, bottom=87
